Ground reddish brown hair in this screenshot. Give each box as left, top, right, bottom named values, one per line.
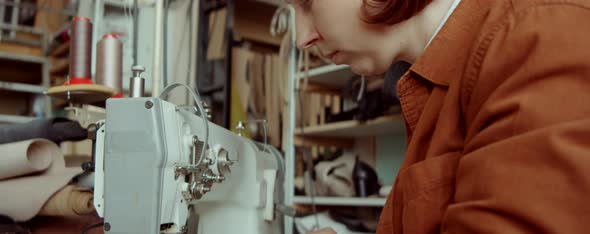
left=362, top=0, right=434, bottom=25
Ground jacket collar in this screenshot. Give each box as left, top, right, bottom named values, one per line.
left=409, top=0, right=496, bottom=86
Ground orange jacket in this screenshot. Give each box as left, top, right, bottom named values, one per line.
left=377, top=0, right=590, bottom=233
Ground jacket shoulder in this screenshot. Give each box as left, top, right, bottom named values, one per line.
left=460, top=0, right=590, bottom=128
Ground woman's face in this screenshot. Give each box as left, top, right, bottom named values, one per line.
left=294, top=0, right=409, bottom=75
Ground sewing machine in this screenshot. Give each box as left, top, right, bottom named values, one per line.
left=91, top=91, right=285, bottom=233
left=49, top=14, right=286, bottom=233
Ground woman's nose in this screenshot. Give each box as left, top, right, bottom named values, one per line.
left=295, top=14, right=320, bottom=49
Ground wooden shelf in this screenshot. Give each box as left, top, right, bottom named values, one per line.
left=293, top=196, right=386, bottom=207
left=0, top=81, right=45, bottom=93
left=0, top=114, right=35, bottom=124
left=295, top=114, right=404, bottom=138
left=297, top=64, right=354, bottom=89
left=0, top=52, right=46, bottom=84
left=0, top=43, right=42, bottom=57
left=294, top=135, right=355, bottom=148
left=49, top=41, right=70, bottom=57
left=234, top=0, right=282, bottom=46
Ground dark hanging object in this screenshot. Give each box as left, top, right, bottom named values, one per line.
left=353, top=156, right=380, bottom=197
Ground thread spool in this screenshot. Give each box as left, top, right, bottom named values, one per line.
left=96, top=33, right=123, bottom=96
left=68, top=16, right=93, bottom=85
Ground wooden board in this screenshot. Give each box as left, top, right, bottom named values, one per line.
left=50, top=42, right=70, bottom=57
left=301, top=81, right=341, bottom=95
left=206, top=8, right=227, bottom=60
left=15, top=32, right=42, bottom=43
left=34, top=0, right=69, bottom=34
left=50, top=58, right=69, bottom=75
left=296, top=64, right=354, bottom=89
left=0, top=54, right=43, bottom=84
left=264, top=54, right=273, bottom=143
left=0, top=43, right=42, bottom=57
left=294, top=135, right=354, bottom=148
left=251, top=53, right=264, bottom=113
left=234, top=1, right=281, bottom=46
left=232, top=48, right=252, bottom=112
left=230, top=47, right=251, bottom=137
left=270, top=54, right=281, bottom=147
left=0, top=90, right=31, bottom=115
left=295, top=114, right=405, bottom=138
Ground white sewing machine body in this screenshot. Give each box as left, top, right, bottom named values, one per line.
left=92, top=97, right=283, bottom=234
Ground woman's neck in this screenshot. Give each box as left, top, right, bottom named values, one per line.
left=390, top=0, right=457, bottom=63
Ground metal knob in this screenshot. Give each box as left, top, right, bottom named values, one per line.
left=132, top=65, right=145, bottom=78
left=130, top=65, right=146, bottom=98
left=201, top=101, right=211, bottom=119
left=217, top=148, right=234, bottom=176
left=236, top=121, right=246, bottom=136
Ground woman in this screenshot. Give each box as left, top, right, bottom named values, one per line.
left=292, top=0, right=590, bottom=233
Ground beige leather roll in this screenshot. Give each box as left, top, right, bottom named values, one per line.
left=0, top=139, right=54, bottom=180
left=39, top=185, right=94, bottom=217
left=0, top=139, right=83, bottom=221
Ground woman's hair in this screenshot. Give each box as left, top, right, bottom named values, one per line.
left=362, top=0, right=434, bottom=25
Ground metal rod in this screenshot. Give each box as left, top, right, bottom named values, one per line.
left=130, top=65, right=145, bottom=98
left=9, top=0, right=19, bottom=39
left=163, top=0, right=169, bottom=88
left=195, top=0, right=208, bottom=100
left=152, top=0, right=164, bottom=96
left=132, top=0, right=138, bottom=65
left=223, top=0, right=234, bottom=128
left=188, top=0, right=198, bottom=105
left=0, top=3, right=6, bottom=42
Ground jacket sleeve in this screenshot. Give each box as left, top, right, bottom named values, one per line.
left=442, top=4, right=590, bottom=234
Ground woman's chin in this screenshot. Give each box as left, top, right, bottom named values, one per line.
left=349, top=63, right=385, bottom=76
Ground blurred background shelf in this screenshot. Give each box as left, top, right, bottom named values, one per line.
left=295, top=114, right=404, bottom=138
left=0, top=114, right=36, bottom=124
left=293, top=196, right=387, bottom=207
left=296, top=64, right=353, bottom=89
left=0, top=81, right=45, bottom=93
left=50, top=58, right=69, bottom=76
left=49, top=41, right=70, bottom=57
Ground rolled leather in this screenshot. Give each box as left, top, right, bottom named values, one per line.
left=0, top=117, right=87, bottom=145
left=0, top=139, right=54, bottom=180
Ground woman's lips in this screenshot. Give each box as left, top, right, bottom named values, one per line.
left=327, top=51, right=341, bottom=64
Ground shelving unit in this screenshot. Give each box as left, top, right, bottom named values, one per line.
left=0, top=81, right=46, bottom=93
left=49, top=58, right=69, bottom=76
left=0, top=52, right=51, bottom=124
left=49, top=41, right=70, bottom=57
left=295, top=114, right=404, bottom=138
left=0, top=114, right=36, bottom=123
left=293, top=196, right=386, bottom=207
left=282, top=6, right=406, bottom=234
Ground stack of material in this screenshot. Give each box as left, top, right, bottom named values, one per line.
left=232, top=47, right=288, bottom=148
left=0, top=118, right=93, bottom=222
